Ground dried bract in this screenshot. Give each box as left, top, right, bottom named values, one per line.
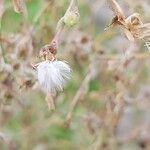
left=106, top=0, right=150, bottom=44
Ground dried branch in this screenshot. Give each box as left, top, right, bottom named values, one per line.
left=45, top=93, right=55, bottom=111
left=97, top=52, right=150, bottom=60
left=65, top=72, right=92, bottom=126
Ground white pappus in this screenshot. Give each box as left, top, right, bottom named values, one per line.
left=145, top=42, right=150, bottom=51
left=37, top=60, right=71, bottom=94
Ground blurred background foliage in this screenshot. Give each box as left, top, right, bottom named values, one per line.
left=0, top=0, right=150, bottom=149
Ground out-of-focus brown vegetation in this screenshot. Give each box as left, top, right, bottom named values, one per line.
left=0, top=0, right=150, bottom=149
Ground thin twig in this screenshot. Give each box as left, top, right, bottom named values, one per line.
left=97, top=52, right=150, bottom=60
left=45, top=93, right=55, bottom=111
left=65, top=72, right=91, bottom=126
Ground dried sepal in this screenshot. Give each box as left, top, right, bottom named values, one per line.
left=105, top=0, right=126, bottom=30
left=106, top=0, right=150, bottom=45
left=125, top=13, right=143, bottom=26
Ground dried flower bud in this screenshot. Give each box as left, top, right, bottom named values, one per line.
left=37, top=60, right=71, bottom=94
left=39, top=44, right=56, bottom=61
left=63, top=11, right=80, bottom=27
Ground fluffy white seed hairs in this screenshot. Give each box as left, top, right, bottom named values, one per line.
left=145, top=42, right=150, bottom=51
left=37, top=60, right=71, bottom=94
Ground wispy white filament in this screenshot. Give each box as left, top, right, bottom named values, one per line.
left=145, top=42, right=150, bottom=51
left=37, top=60, right=71, bottom=94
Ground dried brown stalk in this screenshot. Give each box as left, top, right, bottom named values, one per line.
left=97, top=52, right=150, bottom=60
left=12, top=0, right=27, bottom=14
left=65, top=72, right=92, bottom=126
left=45, top=93, right=55, bottom=111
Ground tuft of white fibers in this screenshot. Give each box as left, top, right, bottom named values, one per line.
left=37, top=60, right=71, bottom=94
left=145, top=42, right=150, bottom=51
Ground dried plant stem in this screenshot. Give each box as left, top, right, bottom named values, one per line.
left=50, top=0, right=79, bottom=49
left=64, top=51, right=150, bottom=125
left=97, top=52, right=150, bottom=60
left=65, top=73, right=91, bottom=125
left=12, top=0, right=27, bottom=15
left=0, top=45, right=5, bottom=64
left=45, top=93, right=55, bottom=111
left=50, top=24, right=64, bottom=48
left=30, top=1, right=52, bottom=34
left=68, top=0, right=78, bottom=11
left=0, top=1, right=6, bottom=63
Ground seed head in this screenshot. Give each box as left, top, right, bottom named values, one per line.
left=37, top=60, right=71, bottom=94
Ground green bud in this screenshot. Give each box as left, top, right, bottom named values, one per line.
left=63, top=11, right=79, bottom=27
